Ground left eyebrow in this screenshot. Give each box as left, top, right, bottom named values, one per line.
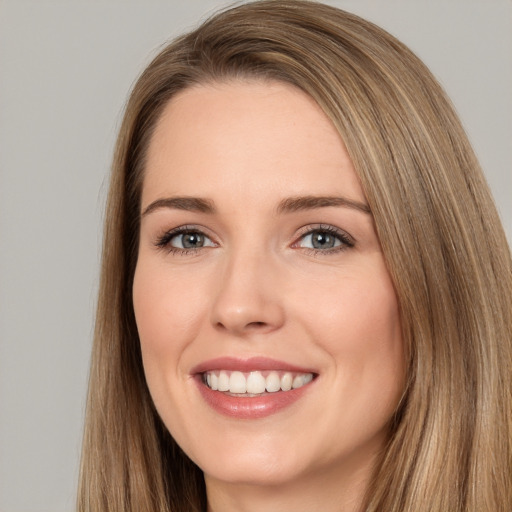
left=276, top=195, right=371, bottom=215
left=141, top=196, right=216, bottom=217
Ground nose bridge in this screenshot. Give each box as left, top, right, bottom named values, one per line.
left=210, top=241, right=285, bottom=335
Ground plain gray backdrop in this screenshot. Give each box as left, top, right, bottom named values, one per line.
left=0, top=1, right=510, bottom=510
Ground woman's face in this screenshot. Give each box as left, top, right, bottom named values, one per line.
left=133, top=81, right=405, bottom=492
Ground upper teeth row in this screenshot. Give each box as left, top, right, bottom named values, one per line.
left=205, top=370, right=313, bottom=394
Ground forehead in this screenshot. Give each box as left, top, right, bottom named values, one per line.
left=142, top=80, right=365, bottom=208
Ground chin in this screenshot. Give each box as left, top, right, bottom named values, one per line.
left=184, top=432, right=311, bottom=486
left=202, top=456, right=307, bottom=488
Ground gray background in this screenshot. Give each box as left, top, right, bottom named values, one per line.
left=0, top=1, right=510, bottom=510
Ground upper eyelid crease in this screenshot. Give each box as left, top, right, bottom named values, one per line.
left=157, top=224, right=352, bottom=252
left=295, top=224, right=355, bottom=247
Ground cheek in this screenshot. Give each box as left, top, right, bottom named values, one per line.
left=297, top=263, right=400, bottom=343
left=296, top=265, right=404, bottom=397
left=132, top=260, right=207, bottom=368
left=337, top=280, right=401, bottom=354
left=297, top=271, right=405, bottom=455
left=134, top=258, right=200, bottom=332
left=131, top=259, right=213, bottom=435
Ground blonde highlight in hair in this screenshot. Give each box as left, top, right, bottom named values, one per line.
left=78, top=1, right=512, bottom=510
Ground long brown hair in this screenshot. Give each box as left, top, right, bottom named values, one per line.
left=78, top=1, right=512, bottom=510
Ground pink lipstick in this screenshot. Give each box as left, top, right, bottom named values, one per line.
left=192, top=357, right=316, bottom=419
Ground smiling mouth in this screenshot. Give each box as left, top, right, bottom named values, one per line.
left=202, top=370, right=314, bottom=396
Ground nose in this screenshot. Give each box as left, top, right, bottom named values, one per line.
left=210, top=249, right=285, bottom=337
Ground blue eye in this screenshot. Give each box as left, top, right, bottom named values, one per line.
left=300, top=230, right=341, bottom=249
left=170, top=231, right=214, bottom=249
left=156, top=228, right=215, bottom=252
left=296, top=226, right=354, bottom=252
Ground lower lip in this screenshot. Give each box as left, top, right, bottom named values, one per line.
left=195, top=377, right=313, bottom=419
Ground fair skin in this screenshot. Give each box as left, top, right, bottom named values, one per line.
left=132, top=80, right=405, bottom=512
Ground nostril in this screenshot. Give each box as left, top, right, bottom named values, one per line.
left=247, top=321, right=266, bottom=328
left=215, top=320, right=269, bottom=331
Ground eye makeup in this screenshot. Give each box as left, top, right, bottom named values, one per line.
left=154, top=225, right=217, bottom=255
left=292, top=223, right=355, bottom=255
left=153, top=222, right=355, bottom=257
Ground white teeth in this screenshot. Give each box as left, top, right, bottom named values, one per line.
left=229, top=371, right=247, bottom=393
left=266, top=371, right=281, bottom=392
left=217, top=371, right=230, bottom=392
left=292, top=374, right=304, bottom=389
left=210, top=372, right=218, bottom=391
left=246, top=371, right=266, bottom=394
left=204, top=370, right=314, bottom=394
left=281, top=372, right=293, bottom=391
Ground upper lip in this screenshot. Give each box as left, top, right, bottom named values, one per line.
left=190, top=356, right=316, bottom=375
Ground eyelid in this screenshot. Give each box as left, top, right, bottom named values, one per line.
left=292, top=224, right=355, bottom=251
left=152, top=223, right=354, bottom=255
left=154, top=224, right=218, bottom=253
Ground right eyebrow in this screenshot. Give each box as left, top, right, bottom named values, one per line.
left=276, top=195, right=371, bottom=215
left=141, top=197, right=216, bottom=217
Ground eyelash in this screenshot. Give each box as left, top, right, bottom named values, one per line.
left=293, top=224, right=354, bottom=254
left=154, top=224, right=355, bottom=255
left=155, top=225, right=212, bottom=255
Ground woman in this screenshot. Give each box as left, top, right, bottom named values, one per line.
left=78, top=1, right=512, bottom=511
